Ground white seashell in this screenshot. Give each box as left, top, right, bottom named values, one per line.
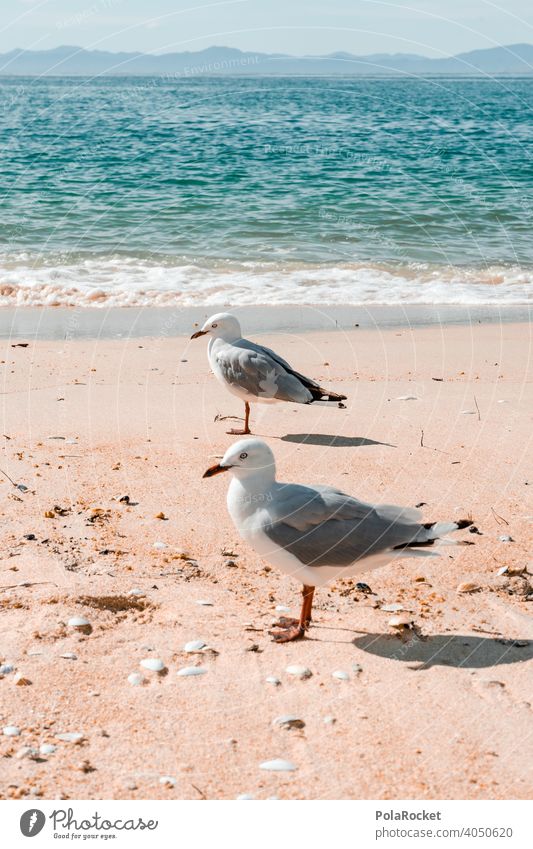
left=184, top=640, right=206, bottom=653
left=499, top=535, right=513, bottom=542
left=286, top=665, right=312, bottom=679
left=68, top=616, right=92, bottom=634
left=56, top=732, right=84, bottom=743
left=456, top=582, right=480, bottom=594
left=0, top=664, right=14, bottom=674
left=323, top=716, right=337, bottom=725
left=3, top=725, right=21, bottom=737
left=272, top=715, right=305, bottom=730
left=177, top=666, right=207, bottom=677
left=60, top=653, right=77, bottom=660
left=236, top=793, right=254, bottom=800
left=260, top=759, right=297, bottom=772
left=265, top=676, right=281, bottom=686
left=127, top=673, right=146, bottom=686
left=195, top=599, right=213, bottom=606
left=140, top=658, right=166, bottom=673
left=332, top=670, right=350, bottom=681
left=381, top=603, right=406, bottom=612
left=275, top=605, right=291, bottom=614
left=153, top=541, right=168, bottom=550
left=128, top=588, right=145, bottom=597
left=497, top=566, right=508, bottom=575
left=39, top=743, right=56, bottom=755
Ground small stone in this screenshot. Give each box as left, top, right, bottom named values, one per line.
left=499, top=535, right=514, bottom=543
left=14, top=674, right=31, bottom=686
left=286, top=665, right=312, bottom=679
left=265, top=676, right=281, bottom=686
left=155, top=512, right=166, bottom=520
left=184, top=640, right=207, bottom=653
left=0, top=664, right=14, bottom=675
left=260, top=759, right=297, bottom=772
left=128, top=588, right=145, bottom=597
left=15, top=746, right=37, bottom=760
left=56, top=732, right=85, bottom=743
left=456, top=582, right=480, bottom=594
left=153, top=541, right=167, bottom=550
left=59, top=652, right=77, bottom=660
left=272, top=715, right=305, bottom=730
left=195, top=599, right=213, bottom=606
left=3, top=725, right=21, bottom=737
left=497, top=566, right=508, bottom=576
left=381, top=603, right=406, bottom=612
left=39, top=744, right=56, bottom=755
left=275, top=605, right=291, bottom=614
left=177, top=666, right=207, bottom=677
left=332, top=670, right=350, bottom=681
left=323, top=716, right=337, bottom=725
left=159, top=776, right=176, bottom=787
left=127, top=673, right=146, bottom=686
left=506, top=565, right=526, bottom=576
left=68, top=616, right=92, bottom=635
left=140, top=658, right=166, bottom=673
left=224, top=559, right=238, bottom=568
left=389, top=614, right=414, bottom=629
left=352, top=663, right=363, bottom=675
left=124, top=781, right=137, bottom=791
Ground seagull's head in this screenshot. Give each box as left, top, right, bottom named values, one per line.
left=191, top=313, right=242, bottom=342
left=203, top=438, right=276, bottom=481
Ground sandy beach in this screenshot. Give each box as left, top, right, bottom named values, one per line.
left=0, top=314, right=532, bottom=800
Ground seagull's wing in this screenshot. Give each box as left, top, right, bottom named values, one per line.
left=264, top=483, right=425, bottom=568
left=215, top=340, right=313, bottom=403
left=243, top=339, right=346, bottom=402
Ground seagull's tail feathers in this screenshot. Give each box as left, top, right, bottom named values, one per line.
left=394, top=518, right=474, bottom=551
left=308, top=386, right=347, bottom=406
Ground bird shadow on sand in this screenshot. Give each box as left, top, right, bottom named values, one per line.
left=352, top=632, right=533, bottom=670
left=280, top=433, right=396, bottom=448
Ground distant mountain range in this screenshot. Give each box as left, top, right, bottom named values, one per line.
left=1, top=43, right=533, bottom=76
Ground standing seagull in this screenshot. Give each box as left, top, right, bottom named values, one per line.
left=204, top=439, right=473, bottom=642
left=191, top=313, right=346, bottom=435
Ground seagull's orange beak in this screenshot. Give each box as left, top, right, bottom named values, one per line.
left=190, top=329, right=207, bottom=339
left=202, top=463, right=231, bottom=479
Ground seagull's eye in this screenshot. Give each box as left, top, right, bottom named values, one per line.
left=212, top=323, right=218, bottom=328
left=239, top=452, right=248, bottom=460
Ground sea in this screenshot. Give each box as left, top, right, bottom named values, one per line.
left=0, top=75, right=532, bottom=307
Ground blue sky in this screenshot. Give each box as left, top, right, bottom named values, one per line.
left=6, top=0, right=533, bottom=56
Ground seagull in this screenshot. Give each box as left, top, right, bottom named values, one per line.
left=204, top=438, right=473, bottom=642
left=191, top=313, right=346, bottom=435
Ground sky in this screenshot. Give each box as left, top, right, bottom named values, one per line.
left=4, top=0, right=533, bottom=57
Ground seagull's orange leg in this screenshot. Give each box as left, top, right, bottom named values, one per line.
left=227, top=401, right=252, bottom=435
left=269, top=585, right=315, bottom=643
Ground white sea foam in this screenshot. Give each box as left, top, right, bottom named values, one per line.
left=0, top=254, right=530, bottom=307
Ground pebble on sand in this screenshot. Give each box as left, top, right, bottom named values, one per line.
left=286, top=665, right=312, bottom=679
left=0, top=664, right=14, bottom=674
left=195, top=600, right=213, bottom=606
left=323, top=716, right=337, bottom=725
left=128, top=673, right=146, bottom=686
left=332, top=670, right=350, bottom=681
left=3, top=725, right=21, bottom=737
left=265, top=676, right=281, bottom=686
left=260, top=759, right=297, bottom=772
left=159, top=776, right=177, bottom=787
left=56, top=732, right=85, bottom=743
left=275, top=605, right=291, bottom=614
left=39, top=743, right=57, bottom=755
left=153, top=541, right=168, bottom=550
left=184, top=640, right=207, bottom=653
left=381, top=603, right=406, bottom=612
left=456, top=582, right=480, bottom=594
left=272, top=715, right=305, bottom=730
left=68, top=616, right=92, bottom=635
left=140, top=658, right=166, bottom=673
left=177, top=666, right=207, bottom=677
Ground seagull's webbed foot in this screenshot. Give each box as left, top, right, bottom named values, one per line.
left=268, top=623, right=306, bottom=643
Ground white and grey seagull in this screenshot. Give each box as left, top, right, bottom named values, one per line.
left=191, top=313, right=346, bottom=435
left=204, top=438, right=473, bottom=642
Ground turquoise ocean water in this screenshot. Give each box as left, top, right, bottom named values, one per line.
left=0, top=76, right=532, bottom=306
